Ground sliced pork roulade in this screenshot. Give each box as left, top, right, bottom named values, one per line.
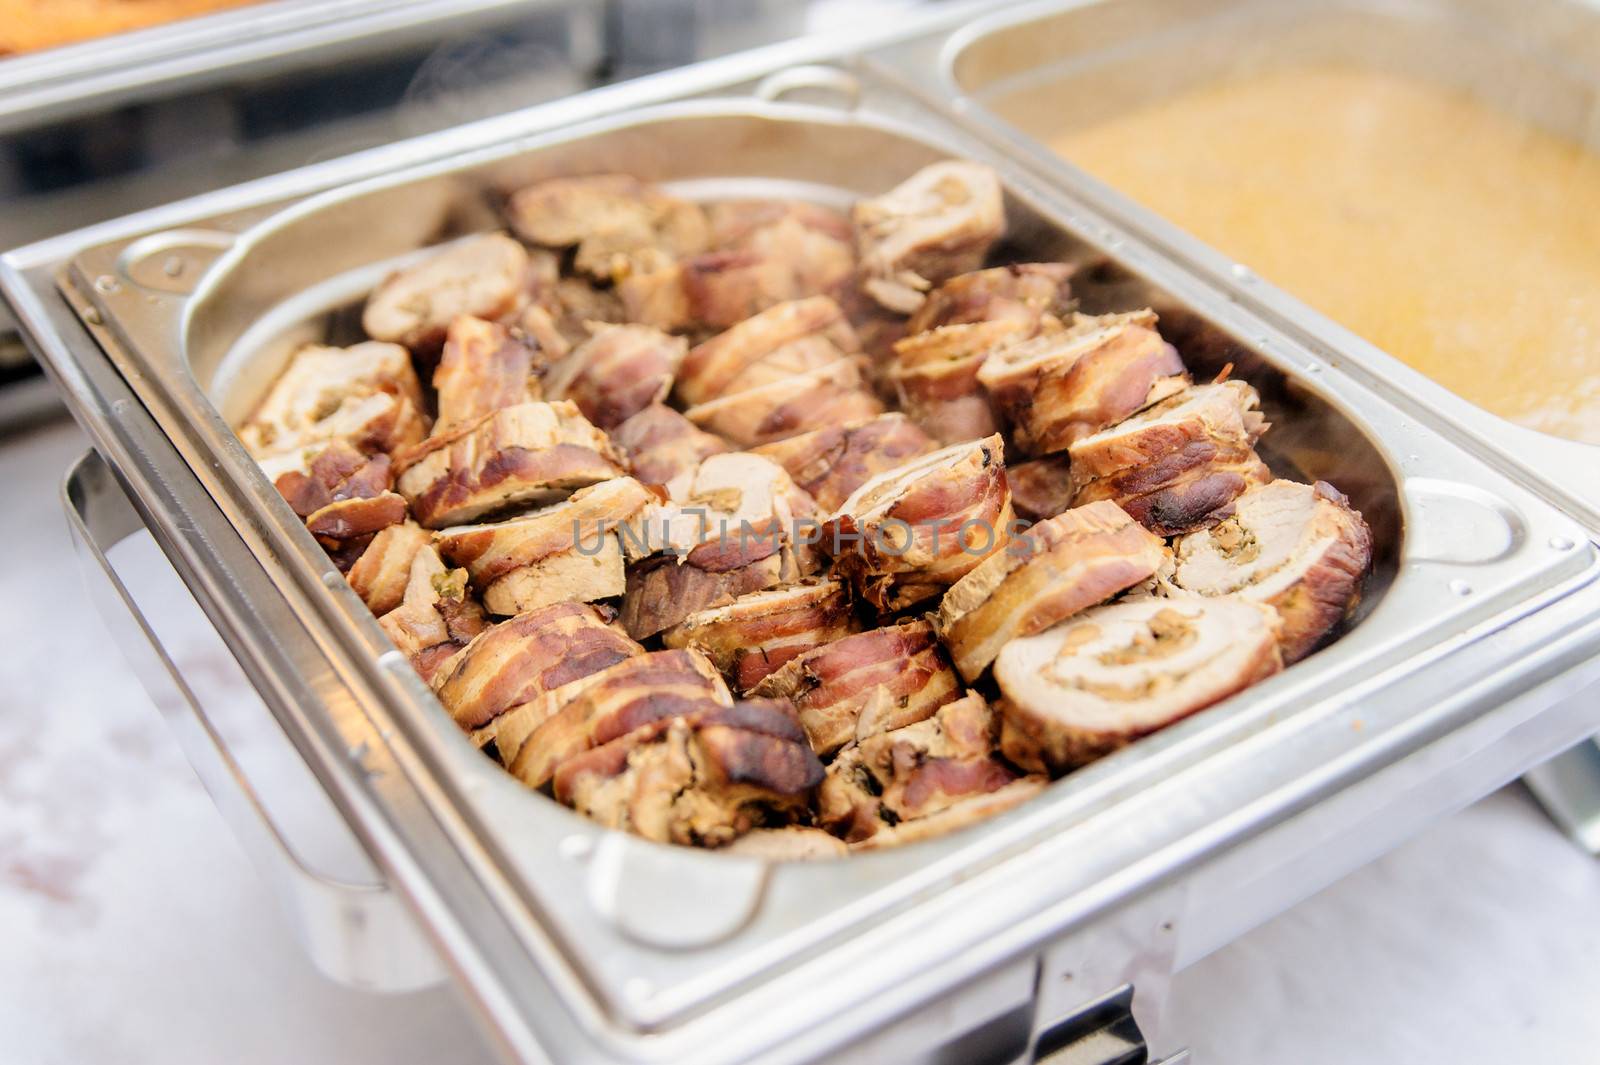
left=674, top=296, right=860, bottom=407
left=976, top=309, right=1189, bottom=455
left=823, top=435, right=1013, bottom=612
left=541, top=323, right=686, bottom=430
left=750, top=619, right=960, bottom=756
left=853, top=161, right=1005, bottom=314
left=995, top=596, right=1283, bottom=772
left=722, top=826, right=848, bottom=861
left=510, top=648, right=732, bottom=789
left=240, top=341, right=428, bottom=459
left=551, top=698, right=823, bottom=847
left=363, top=233, right=531, bottom=352
left=618, top=453, right=821, bottom=638
left=1172, top=479, right=1373, bottom=662
left=429, top=315, right=539, bottom=436
left=818, top=691, right=1042, bottom=846
left=609, top=403, right=731, bottom=500
left=684, top=201, right=856, bottom=329
left=505, top=174, right=709, bottom=283
left=394, top=400, right=626, bottom=527
left=662, top=579, right=859, bottom=692
left=347, top=521, right=431, bottom=616
left=905, top=262, right=1076, bottom=334
left=936, top=501, right=1170, bottom=680
left=683, top=358, right=884, bottom=448
left=433, top=477, right=661, bottom=615
left=376, top=546, right=490, bottom=685
left=1068, top=380, right=1272, bottom=536
left=751, top=412, right=936, bottom=512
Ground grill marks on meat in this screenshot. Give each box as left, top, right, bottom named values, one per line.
left=543, top=324, right=686, bottom=430
left=684, top=201, right=857, bottom=329
left=377, top=546, right=490, bottom=686
left=1069, top=380, right=1272, bottom=536
left=662, top=579, right=860, bottom=692
left=818, top=692, right=1042, bottom=847
left=618, top=453, right=821, bottom=638
left=751, top=620, right=961, bottom=757
left=431, top=315, right=539, bottom=435
left=977, top=309, right=1189, bottom=456
left=995, top=596, right=1283, bottom=772
left=1172, top=480, right=1372, bottom=662
left=363, top=234, right=532, bottom=352
left=433, top=601, right=643, bottom=738
left=853, top=161, right=1005, bottom=314
left=610, top=403, right=731, bottom=500
left=510, top=648, right=732, bottom=789
left=434, top=477, right=661, bottom=615
left=240, top=341, right=428, bottom=459
left=551, top=697, right=822, bottom=847
left=394, top=400, right=626, bottom=527
left=937, top=501, right=1170, bottom=681
left=675, top=296, right=861, bottom=407
left=824, top=436, right=1014, bottom=612
left=751, top=413, right=936, bottom=512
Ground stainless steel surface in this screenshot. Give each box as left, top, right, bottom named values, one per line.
left=871, top=0, right=1600, bottom=527
left=63, top=449, right=444, bottom=990
left=1523, top=740, right=1600, bottom=854
left=7, top=11, right=1600, bottom=1062
left=0, top=0, right=599, bottom=135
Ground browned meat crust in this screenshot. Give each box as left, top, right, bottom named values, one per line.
left=1006, top=456, right=1076, bottom=522
left=543, top=324, right=686, bottom=430
left=751, top=413, right=936, bottom=512
left=662, top=579, right=860, bottom=692
left=905, top=262, right=1076, bottom=334
left=853, top=161, right=1005, bottom=313
left=751, top=619, right=961, bottom=756
left=609, top=403, right=732, bottom=499
left=675, top=296, right=860, bottom=407
left=431, top=315, right=539, bottom=434
left=937, top=501, right=1170, bottom=680
left=363, top=233, right=532, bottom=352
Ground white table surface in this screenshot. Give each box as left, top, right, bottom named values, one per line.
left=4, top=415, right=1598, bottom=1065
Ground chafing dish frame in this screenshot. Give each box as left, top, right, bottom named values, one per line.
left=8, top=16, right=1600, bottom=1064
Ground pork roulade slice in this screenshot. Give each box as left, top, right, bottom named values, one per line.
left=937, top=501, right=1170, bottom=681
left=431, top=601, right=643, bottom=738
left=674, top=296, right=860, bottom=406
left=510, top=648, right=732, bottom=789
left=995, top=596, right=1283, bottom=772
left=430, top=315, right=540, bottom=436
left=542, top=323, right=686, bottom=430
left=852, top=161, right=1005, bottom=314
left=976, top=309, right=1189, bottom=455
left=684, top=201, right=856, bottom=329
left=394, top=400, right=626, bottom=527
left=1172, top=479, right=1373, bottom=663
left=818, top=691, right=1044, bottom=846
left=751, top=412, right=937, bottom=512
left=683, top=358, right=884, bottom=448
left=905, top=262, right=1076, bottom=334
left=662, top=578, right=860, bottom=692
left=609, top=403, right=731, bottom=501
left=551, top=698, right=824, bottom=848
left=1006, top=455, right=1075, bottom=522
left=362, top=233, right=531, bottom=352
left=433, top=477, right=662, bottom=615
left=347, top=521, right=431, bottom=616
left=1068, top=380, right=1272, bottom=536
left=376, top=546, right=490, bottom=686
left=240, top=341, right=428, bottom=459
left=750, top=619, right=961, bottom=757
left=823, top=434, right=1014, bottom=612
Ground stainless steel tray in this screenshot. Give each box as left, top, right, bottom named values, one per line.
left=868, top=0, right=1600, bottom=528
left=9, top=18, right=1600, bottom=1064
left=0, top=0, right=598, bottom=135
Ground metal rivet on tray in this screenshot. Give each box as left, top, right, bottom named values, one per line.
left=322, top=571, right=344, bottom=588
left=1449, top=579, right=1473, bottom=596
left=94, top=275, right=119, bottom=294
left=1231, top=263, right=1258, bottom=283
left=162, top=256, right=185, bottom=278
left=559, top=835, right=594, bottom=861
left=1550, top=535, right=1577, bottom=551
left=83, top=307, right=103, bottom=326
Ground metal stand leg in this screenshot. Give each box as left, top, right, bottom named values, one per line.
left=1523, top=738, right=1600, bottom=855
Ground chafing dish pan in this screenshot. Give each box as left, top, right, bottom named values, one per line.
left=11, top=26, right=1600, bottom=1064
left=873, top=0, right=1600, bottom=529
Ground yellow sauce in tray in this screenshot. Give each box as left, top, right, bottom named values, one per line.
left=1043, top=65, right=1600, bottom=443
left=0, top=0, right=261, bottom=55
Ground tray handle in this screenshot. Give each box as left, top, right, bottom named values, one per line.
left=63, top=449, right=443, bottom=992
